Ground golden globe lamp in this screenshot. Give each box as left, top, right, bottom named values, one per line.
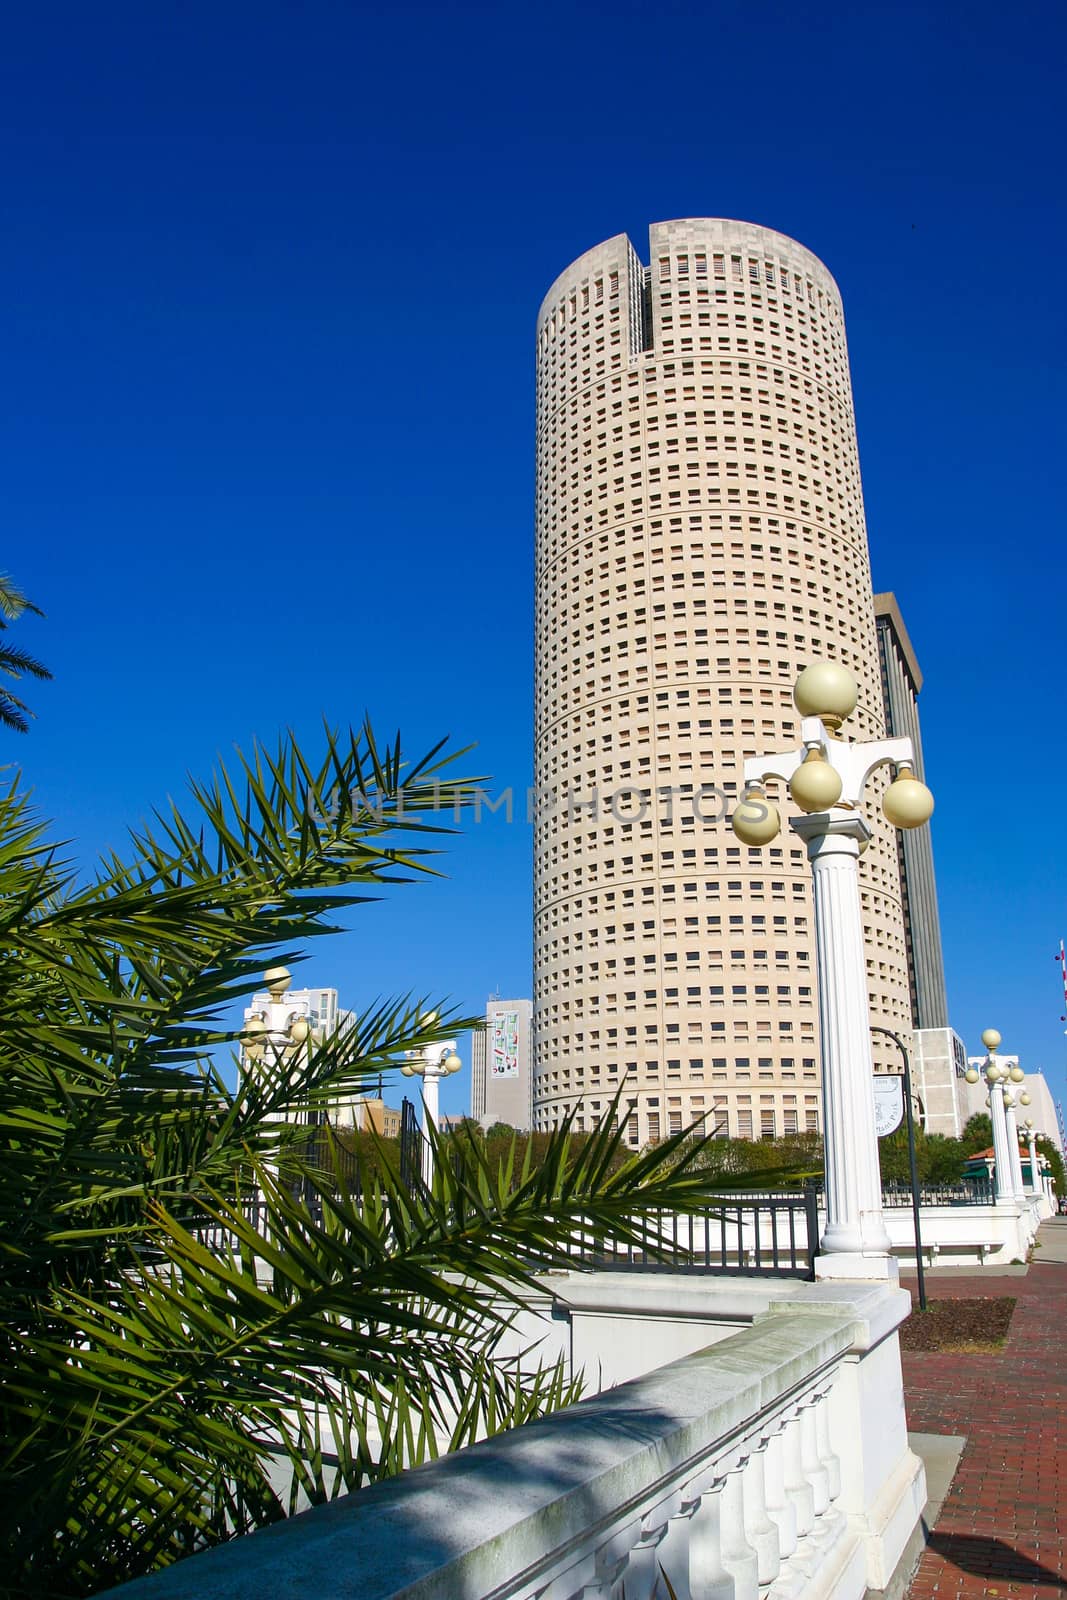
left=882, top=766, right=934, bottom=829
left=1009, top=1065, right=1025, bottom=1083
left=241, top=1013, right=270, bottom=1062
left=789, top=749, right=843, bottom=813
left=793, top=661, right=858, bottom=733
left=731, top=788, right=781, bottom=846
left=264, top=965, right=292, bottom=999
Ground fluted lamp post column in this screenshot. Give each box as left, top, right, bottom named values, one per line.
left=1025, top=1122, right=1041, bottom=1197
left=732, top=662, right=934, bottom=1279
left=964, top=1033, right=1028, bottom=1207
left=1004, top=1086, right=1028, bottom=1205
left=400, top=1012, right=462, bottom=1187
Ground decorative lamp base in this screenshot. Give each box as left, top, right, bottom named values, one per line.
left=815, top=1253, right=901, bottom=1284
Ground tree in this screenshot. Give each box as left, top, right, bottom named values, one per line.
left=679, top=1131, right=823, bottom=1187
left=877, top=1126, right=915, bottom=1183
left=877, top=1128, right=967, bottom=1185
left=924, top=1132, right=967, bottom=1184
left=0, top=573, right=52, bottom=732
left=0, top=723, right=749, bottom=1598
left=960, top=1113, right=993, bottom=1155
left=1036, top=1134, right=1066, bottom=1199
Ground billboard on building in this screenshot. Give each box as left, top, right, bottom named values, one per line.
left=489, top=1010, right=520, bottom=1078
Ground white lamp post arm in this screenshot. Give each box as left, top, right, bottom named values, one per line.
left=744, top=722, right=915, bottom=808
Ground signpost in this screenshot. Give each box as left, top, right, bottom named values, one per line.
left=872, top=1075, right=904, bottom=1139
left=872, top=1027, right=926, bottom=1310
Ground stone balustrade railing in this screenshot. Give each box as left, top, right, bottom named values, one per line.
left=107, top=1283, right=925, bottom=1600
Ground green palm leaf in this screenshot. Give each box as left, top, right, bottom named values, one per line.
left=0, top=716, right=798, bottom=1599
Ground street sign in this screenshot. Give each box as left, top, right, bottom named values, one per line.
left=873, top=1074, right=904, bottom=1138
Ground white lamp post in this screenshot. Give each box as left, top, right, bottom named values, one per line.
left=964, top=1033, right=1027, bottom=1207
left=1004, top=1086, right=1028, bottom=1205
left=1025, top=1121, right=1041, bottom=1196
left=732, top=662, right=934, bottom=1278
left=239, top=967, right=318, bottom=1216
left=400, top=1011, right=462, bottom=1186
left=240, top=965, right=316, bottom=1101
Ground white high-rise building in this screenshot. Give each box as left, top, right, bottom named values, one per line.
left=533, top=219, right=912, bottom=1147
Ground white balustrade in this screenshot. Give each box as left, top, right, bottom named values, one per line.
left=105, top=1287, right=924, bottom=1600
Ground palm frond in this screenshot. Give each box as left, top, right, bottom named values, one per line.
left=0, top=716, right=808, bottom=1598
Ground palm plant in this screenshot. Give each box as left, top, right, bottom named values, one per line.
left=0, top=723, right=742, bottom=1600
left=0, top=573, right=52, bottom=732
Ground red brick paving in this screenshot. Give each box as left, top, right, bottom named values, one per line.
left=901, top=1255, right=1067, bottom=1600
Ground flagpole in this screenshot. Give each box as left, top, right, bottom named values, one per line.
left=1057, top=942, right=1067, bottom=1155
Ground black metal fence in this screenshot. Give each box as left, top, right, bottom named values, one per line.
left=880, top=1180, right=993, bottom=1208
left=191, top=1152, right=1004, bottom=1281
left=399, top=1098, right=421, bottom=1191
left=192, top=1176, right=820, bottom=1280
left=569, top=1186, right=820, bottom=1279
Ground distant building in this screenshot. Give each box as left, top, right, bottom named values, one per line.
left=350, top=1097, right=403, bottom=1139
left=873, top=593, right=949, bottom=1031
left=471, top=998, right=533, bottom=1131
left=911, top=1027, right=969, bottom=1136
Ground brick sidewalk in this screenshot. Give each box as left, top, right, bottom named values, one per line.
left=901, top=1254, right=1067, bottom=1600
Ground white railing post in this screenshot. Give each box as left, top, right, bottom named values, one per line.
left=623, top=1513, right=670, bottom=1595
left=687, top=1478, right=732, bottom=1600
left=781, top=1409, right=816, bottom=1536
left=740, top=1443, right=781, bottom=1585
left=657, top=1502, right=697, bottom=1600
left=718, top=1463, right=759, bottom=1600
left=584, top=1526, right=634, bottom=1597
left=763, top=1427, right=799, bottom=1561
left=687, top=1462, right=759, bottom=1600
left=814, top=1387, right=843, bottom=1501
left=799, top=1396, right=831, bottom=1515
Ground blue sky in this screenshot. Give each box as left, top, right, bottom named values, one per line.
left=2, top=0, right=1064, bottom=1119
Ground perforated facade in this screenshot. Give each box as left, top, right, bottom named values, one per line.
left=533, top=219, right=912, bottom=1146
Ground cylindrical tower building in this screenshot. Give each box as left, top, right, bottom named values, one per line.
left=533, top=219, right=911, bottom=1147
